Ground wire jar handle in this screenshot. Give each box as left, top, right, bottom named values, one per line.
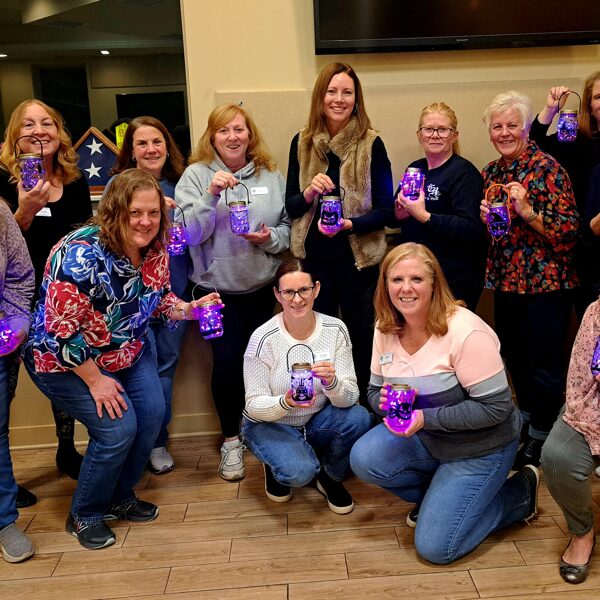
left=286, top=344, right=315, bottom=371
left=14, top=135, right=45, bottom=160
left=224, top=181, right=250, bottom=206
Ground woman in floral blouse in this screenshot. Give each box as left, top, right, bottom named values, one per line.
left=541, top=300, right=599, bottom=584
left=480, top=91, right=580, bottom=471
left=22, top=169, right=220, bottom=551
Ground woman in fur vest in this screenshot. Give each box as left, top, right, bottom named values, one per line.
left=285, top=62, right=394, bottom=405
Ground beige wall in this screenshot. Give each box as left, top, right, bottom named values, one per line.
left=9, top=0, right=600, bottom=447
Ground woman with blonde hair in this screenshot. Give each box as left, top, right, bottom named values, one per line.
left=350, top=242, right=537, bottom=565
left=0, top=99, right=92, bottom=493
left=392, top=102, right=485, bottom=311
left=175, top=103, right=290, bottom=481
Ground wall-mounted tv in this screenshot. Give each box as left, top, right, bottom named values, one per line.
left=314, top=0, right=600, bottom=54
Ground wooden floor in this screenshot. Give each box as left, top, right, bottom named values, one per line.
left=3, top=436, right=600, bottom=600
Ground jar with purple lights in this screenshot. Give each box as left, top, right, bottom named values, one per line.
left=196, top=299, right=224, bottom=340
left=591, top=337, right=600, bottom=376
left=14, top=135, right=45, bottom=192
left=225, top=182, right=251, bottom=235
left=290, top=362, right=314, bottom=404
left=386, top=383, right=416, bottom=433
left=319, top=189, right=344, bottom=234
left=556, top=90, right=582, bottom=143
left=401, top=167, right=424, bottom=201
left=167, top=205, right=188, bottom=256
left=485, top=183, right=511, bottom=241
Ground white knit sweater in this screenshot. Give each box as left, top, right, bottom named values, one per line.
left=243, top=312, right=359, bottom=426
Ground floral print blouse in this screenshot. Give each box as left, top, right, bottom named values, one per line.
left=27, top=225, right=179, bottom=373
left=481, top=140, right=580, bottom=294
left=563, top=300, right=600, bottom=455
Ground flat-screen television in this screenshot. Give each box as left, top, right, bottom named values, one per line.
left=314, top=0, right=600, bottom=54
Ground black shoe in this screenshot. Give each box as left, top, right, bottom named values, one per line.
left=520, top=464, right=540, bottom=523
left=16, top=485, right=37, bottom=509
left=316, top=469, right=354, bottom=515
left=105, top=498, right=159, bottom=522
left=66, top=514, right=115, bottom=550
left=406, top=506, right=419, bottom=528
left=560, top=535, right=597, bottom=584
left=512, top=436, right=544, bottom=470
left=263, top=464, right=292, bottom=502
left=56, top=442, right=84, bottom=480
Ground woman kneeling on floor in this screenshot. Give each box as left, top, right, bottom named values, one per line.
left=242, top=259, right=371, bottom=514
left=23, top=170, right=220, bottom=550
left=350, top=242, right=539, bottom=564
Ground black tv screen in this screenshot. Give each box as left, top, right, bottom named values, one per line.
left=314, top=0, right=600, bottom=54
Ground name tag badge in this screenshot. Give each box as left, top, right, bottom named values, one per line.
left=379, top=352, right=393, bottom=365
left=314, top=351, right=331, bottom=362
left=36, top=207, right=52, bottom=217
left=250, top=186, right=268, bottom=195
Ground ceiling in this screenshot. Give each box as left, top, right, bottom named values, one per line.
left=0, top=0, right=183, bottom=60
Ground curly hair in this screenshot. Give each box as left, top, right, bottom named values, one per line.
left=482, top=90, right=533, bottom=134
left=374, top=243, right=463, bottom=337
left=189, top=103, right=275, bottom=175
left=95, top=169, right=168, bottom=257
left=0, top=99, right=81, bottom=184
left=111, top=116, right=184, bottom=182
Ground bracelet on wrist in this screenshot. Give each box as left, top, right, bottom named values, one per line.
left=525, top=209, right=538, bottom=224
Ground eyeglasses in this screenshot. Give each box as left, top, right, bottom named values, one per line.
left=278, top=286, right=315, bottom=301
left=419, top=127, right=455, bottom=138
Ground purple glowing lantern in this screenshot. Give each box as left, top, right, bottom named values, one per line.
left=485, top=183, right=511, bottom=240
left=225, top=182, right=251, bottom=235
left=319, top=187, right=345, bottom=234
left=14, top=136, right=45, bottom=191
left=556, top=91, right=582, bottom=143
left=591, top=337, right=600, bottom=376
left=167, top=205, right=188, bottom=256
left=290, top=362, right=314, bottom=404
left=386, top=383, right=416, bottom=433
left=0, top=318, right=19, bottom=356
left=401, top=167, right=424, bottom=201
left=196, top=300, right=224, bottom=339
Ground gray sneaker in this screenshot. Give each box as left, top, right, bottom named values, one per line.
left=0, top=523, right=34, bottom=563
left=148, top=447, right=174, bottom=474
left=219, top=440, right=246, bottom=481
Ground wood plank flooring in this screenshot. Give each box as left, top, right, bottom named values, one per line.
left=4, top=435, right=600, bottom=599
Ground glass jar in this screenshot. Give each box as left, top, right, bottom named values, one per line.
left=401, top=167, right=424, bottom=201
left=386, top=383, right=416, bottom=433
left=290, top=362, right=314, bottom=404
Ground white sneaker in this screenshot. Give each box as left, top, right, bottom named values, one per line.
left=595, top=466, right=600, bottom=478
left=219, top=440, right=245, bottom=481
left=148, top=447, right=174, bottom=474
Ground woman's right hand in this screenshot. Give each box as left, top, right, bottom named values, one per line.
left=479, top=198, right=490, bottom=225
left=207, top=170, right=238, bottom=196
left=284, top=389, right=316, bottom=409
left=89, top=374, right=128, bottom=419
left=303, top=173, right=335, bottom=204
left=539, top=86, right=571, bottom=124
left=15, top=179, right=51, bottom=229
left=378, top=383, right=390, bottom=413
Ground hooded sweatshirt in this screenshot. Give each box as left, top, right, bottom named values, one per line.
left=175, top=157, right=290, bottom=294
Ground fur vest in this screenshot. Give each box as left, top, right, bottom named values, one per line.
left=292, top=117, right=386, bottom=269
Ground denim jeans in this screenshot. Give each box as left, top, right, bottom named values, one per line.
left=23, top=344, right=164, bottom=524
left=0, top=354, right=18, bottom=529
left=541, top=408, right=600, bottom=536
left=242, top=403, right=371, bottom=485
left=350, top=425, right=530, bottom=564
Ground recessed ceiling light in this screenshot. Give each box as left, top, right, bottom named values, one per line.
left=100, top=50, right=110, bottom=55
left=0, top=54, right=7, bottom=58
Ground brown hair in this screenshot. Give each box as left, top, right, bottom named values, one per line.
left=579, top=71, right=600, bottom=137
left=418, top=102, right=460, bottom=155
left=189, top=103, right=276, bottom=175
left=274, top=258, right=318, bottom=289
left=374, top=243, right=463, bottom=337
left=95, top=169, right=168, bottom=257
left=111, top=116, right=184, bottom=182
left=302, top=62, right=372, bottom=146
left=0, top=99, right=81, bottom=184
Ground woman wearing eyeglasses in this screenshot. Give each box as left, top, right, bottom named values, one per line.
left=242, top=259, right=370, bottom=514
left=392, top=102, right=486, bottom=311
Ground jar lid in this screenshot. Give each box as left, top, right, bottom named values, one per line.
left=389, top=383, right=413, bottom=391
left=322, top=195, right=342, bottom=202
left=559, top=109, right=578, bottom=115
left=228, top=200, right=247, bottom=207
left=490, top=201, right=508, bottom=208
left=199, top=299, right=221, bottom=307
left=18, top=153, right=42, bottom=159
left=291, top=362, right=312, bottom=370
left=405, top=167, right=422, bottom=174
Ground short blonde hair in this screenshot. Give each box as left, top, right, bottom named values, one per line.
left=189, top=103, right=275, bottom=175
left=374, top=243, right=463, bottom=337
left=0, top=99, right=81, bottom=184
left=482, top=90, right=533, bottom=133
left=418, top=102, right=460, bottom=155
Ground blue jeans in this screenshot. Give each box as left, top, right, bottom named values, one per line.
left=23, top=344, right=164, bottom=524
left=147, top=253, right=190, bottom=448
left=350, top=425, right=530, bottom=564
left=242, top=404, right=371, bottom=485
left=0, top=355, right=18, bottom=529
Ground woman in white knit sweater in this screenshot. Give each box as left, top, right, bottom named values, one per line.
left=242, top=259, right=370, bottom=514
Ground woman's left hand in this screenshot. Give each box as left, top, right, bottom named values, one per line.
left=241, top=222, right=271, bottom=245
left=312, top=361, right=336, bottom=387
left=383, top=409, right=424, bottom=437
left=317, top=218, right=353, bottom=237
left=184, top=292, right=223, bottom=320
left=395, top=189, right=430, bottom=223
left=164, top=196, right=177, bottom=210
left=505, top=181, right=531, bottom=219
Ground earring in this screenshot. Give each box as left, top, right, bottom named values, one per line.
left=132, top=156, right=136, bottom=162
